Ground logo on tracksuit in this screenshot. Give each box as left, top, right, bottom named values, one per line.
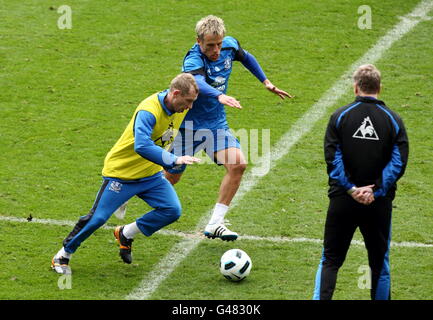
left=353, top=116, right=379, bottom=140
left=109, top=181, right=122, bottom=193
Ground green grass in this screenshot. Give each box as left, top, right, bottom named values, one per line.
left=0, top=0, right=432, bottom=300
left=0, top=221, right=181, bottom=299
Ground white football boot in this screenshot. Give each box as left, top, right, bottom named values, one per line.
left=51, top=256, right=72, bottom=275
left=204, top=224, right=238, bottom=241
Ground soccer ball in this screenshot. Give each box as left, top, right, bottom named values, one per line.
left=220, top=249, right=252, bottom=281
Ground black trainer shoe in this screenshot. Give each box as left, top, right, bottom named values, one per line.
left=114, top=226, right=133, bottom=264
left=51, top=256, right=72, bottom=275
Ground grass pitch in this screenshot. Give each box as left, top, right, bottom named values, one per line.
left=0, top=0, right=432, bottom=300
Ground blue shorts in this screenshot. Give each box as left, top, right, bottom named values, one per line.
left=167, top=128, right=240, bottom=174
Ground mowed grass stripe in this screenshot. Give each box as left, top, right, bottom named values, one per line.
left=124, top=0, right=433, bottom=300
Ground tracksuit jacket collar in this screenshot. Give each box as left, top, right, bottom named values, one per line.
left=355, top=95, right=386, bottom=106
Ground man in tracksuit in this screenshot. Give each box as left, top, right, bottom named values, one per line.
left=313, top=64, right=409, bottom=300
left=51, top=73, right=200, bottom=275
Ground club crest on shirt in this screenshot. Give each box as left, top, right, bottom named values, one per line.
left=224, top=57, right=232, bottom=70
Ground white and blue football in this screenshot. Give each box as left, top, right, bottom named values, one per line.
left=220, top=249, right=252, bottom=281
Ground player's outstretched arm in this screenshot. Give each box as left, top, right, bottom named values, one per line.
left=192, top=74, right=243, bottom=109
left=263, top=79, right=293, bottom=99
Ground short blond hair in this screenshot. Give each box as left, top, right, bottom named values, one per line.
left=353, top=64, right=381, bottom=94
left=169, top=73, right=199, bottom=96
left=195, top=15, right=226, bottom=40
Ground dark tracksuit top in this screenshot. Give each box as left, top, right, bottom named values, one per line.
left=314, top=95, right=409, bottom=300
left=325, top=95, right=409, bottom=199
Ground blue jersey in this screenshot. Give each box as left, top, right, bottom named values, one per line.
left=181, top=36, right=243, bottom=130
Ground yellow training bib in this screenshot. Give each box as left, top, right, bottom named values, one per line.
left=102, top=92, right=187, bottom=180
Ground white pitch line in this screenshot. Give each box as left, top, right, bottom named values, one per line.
left=239, top=235, right=433, bottom=248
left=0, top=215, right=187, bottom=236
left=125, top=0, right=433, bottom=300
left=1, top=215, right=432, bottom=248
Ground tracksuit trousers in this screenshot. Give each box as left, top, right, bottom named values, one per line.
left=62, top=171, right=181, bottom=254
left=313, top=195, right=393, bottom=300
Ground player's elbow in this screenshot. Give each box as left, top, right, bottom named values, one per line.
left=134, top=142, right=143, bottom=155
left=134, top=142, right=152, bottom=159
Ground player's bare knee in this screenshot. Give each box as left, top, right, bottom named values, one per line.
left=165, top=172, right=182, bottom=185
left=229, top=162, right=247, bottom=176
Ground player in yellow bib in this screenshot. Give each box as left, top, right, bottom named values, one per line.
left=52, top=74, right=200, bottom=274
